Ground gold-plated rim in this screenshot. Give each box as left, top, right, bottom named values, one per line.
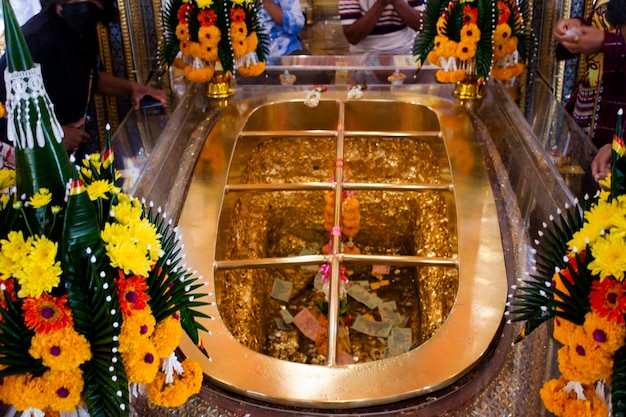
left=178, top=91, right=508, bottom=408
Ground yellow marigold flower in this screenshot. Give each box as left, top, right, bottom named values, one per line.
left=105, top=240, right=153, bottom=277
left=147, top=358, right=203, bottom=408
left=196, top=0, right=214, bottom=8
left=132, top=219, right=163, bottom=261
left=0, top=102, right=4, bottom=119
left=1, top=230, right=29, bottom=261
left=29, top=326, right=92, bottom=370
left=456, top=40, right=477, bottom=61
left=231, top=0, right=245, bottom=5
left=29, top=235, right=58, bottom=266
left=110, top=197, right=144, bottom=226
left=122, top=341, right=159, bottom=384
left=582, top=311, right=626, bottom=354
left=493, top=23, right=512, bottom=43
left=15, top=258, right=63, bottom=298
left=0, top=234, right=26, bottom=277
left=246, top=32, right=259, bottom=53
left=43, top=369, right=84, bottom=412
left=86, top=179, right=114, bottom=201
left=3, top=373, right=47, bottom=411
left=0, top=194, right=10, bottom=209
left=588, top=232, right=626, bottom=281
left=28, top=188, right=52, bottom=208
left=460, top=23, right=480, bottom=43
left=0, top=169, right=15, bottom=190
left=151, top=315, right=184, bottom=358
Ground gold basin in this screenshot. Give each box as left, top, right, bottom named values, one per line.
left=177, top=90, right=507, bottom=408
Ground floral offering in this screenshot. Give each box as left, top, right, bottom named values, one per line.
left=510, top=110, right=626, bottom=416
left=414, top=0, right=531, bottom=84
left=162, top=0, right=268, bottom=82
left=0, top=1, right=209, bottom=415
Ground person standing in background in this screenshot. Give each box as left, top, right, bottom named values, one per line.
left=258, top=0, right=306, bottom=57
left=339, top=0, right=424, bottom=55
left=0, top=0, right=166, bottom=165
left=554, top=0, right=626, bottom=151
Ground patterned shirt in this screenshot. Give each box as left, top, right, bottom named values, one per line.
left=339, top=0, right=425, bottom=54
left=258, top=0, right=305, bottom=57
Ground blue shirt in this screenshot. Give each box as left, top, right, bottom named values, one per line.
left=259, top=0, right=305, bottom=57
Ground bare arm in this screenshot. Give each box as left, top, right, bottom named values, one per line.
left=96, top=72, right=167, bottom=110
left=262, top=0, right=284, bottom=26
left=342, top=0, right=389, bottom=45
left=390, top=0, right=422, bottom=31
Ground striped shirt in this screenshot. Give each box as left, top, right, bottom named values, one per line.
left=339, top=0, right=425, bottom=54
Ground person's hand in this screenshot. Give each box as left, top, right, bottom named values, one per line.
left=129, top=83, right=167, bottom=110
left=554, top=18, right=581, bottom=38
left=554, top=20, right=604, bottom=55
left=591, top=143, right=612, bottom=183
left=62, top=122, right=90, bottom=153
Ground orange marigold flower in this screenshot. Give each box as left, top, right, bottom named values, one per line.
left=589, top=276, right=626, bottom=324
left=115, top=271, right=150, bottom=316
left=463, top=5, right=478, bottom=25
left=232, top=39, right=248, bottom=59
left=22, top=293, right=73, bottom=334
left=176, top=24, right=190, bottom=42
left=230, top=7, right=246, bottom=23
left=198, top=9, right=218, bottom=27
left=198, top=25, right=221, bottom=48
left=230, top=21, right=248, bottom=41
left=456, top=40, right=476, bottom=61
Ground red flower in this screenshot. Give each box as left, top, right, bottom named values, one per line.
left=463, top=5, right=478, bottom=25
left=0, top=277, right=17, bottom=310
left=115, top=271, right=150, bottom=316
left=497, top=1, right=511, bottom=25
left=198, top=9, right=218, bottom=27
left=178, top=4, right=192, bottom=24
left=22, top=293, right=73, bottom=334
left=590, top=277, right=626, bottom=325
left=230, top=8, right=246, bottom=23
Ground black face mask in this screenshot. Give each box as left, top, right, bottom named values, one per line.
left=60, top=2, right=103, bottom=34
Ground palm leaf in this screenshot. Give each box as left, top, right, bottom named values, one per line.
left=510, top=201, right=589, bottom=341
left=516, top=0, right=533, bottom=64
left=0, top=292, right=45, bottom=377
left=217, top=0, right=234, bottom=73
left=145, top=205, right=211, bottom=357
left=160, top=0, right=184, bottom=66
left=613, top=346, right=626, bottom=417
left=413, top=0, right=447, bottom=65
left=476, top=0, right=495, bottom=80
